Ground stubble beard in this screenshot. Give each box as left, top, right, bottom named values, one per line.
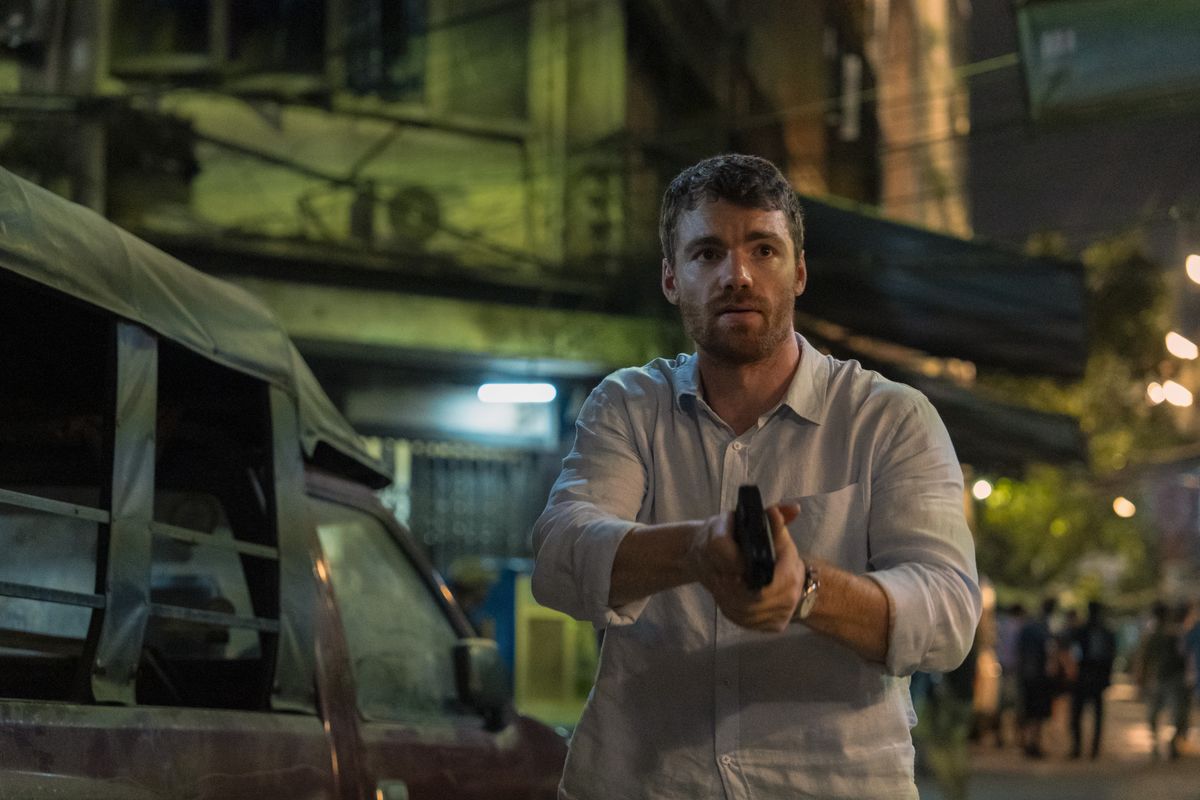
left=679, top=294, right=794, bottom=365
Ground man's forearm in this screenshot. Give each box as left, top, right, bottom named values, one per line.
left=609, top=520, right=894, bottom=667
left=609, top=521, right=701, bottom=606
left=798, top=558, right=892, bottom=664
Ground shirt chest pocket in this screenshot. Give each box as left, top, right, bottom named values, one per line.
left=785, top=482, right=868, bottom=571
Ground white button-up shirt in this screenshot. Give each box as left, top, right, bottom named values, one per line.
left=532, top=334, right=981, bottom=800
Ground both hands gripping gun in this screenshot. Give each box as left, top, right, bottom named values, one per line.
left=732, top=485, right=776, bottom=591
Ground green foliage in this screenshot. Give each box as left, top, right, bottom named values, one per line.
left=973, top=466, right=1157, bottom=596
left=1079, top=235, right=1180, bottom=472
left=971, top=232, right=1178, bottom=598
left=1084, top=234, right=1169, bottom=371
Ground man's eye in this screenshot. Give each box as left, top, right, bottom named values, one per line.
left=755, top=244, right=776, bottom=257
left=696, top=248, right=720, bottom=261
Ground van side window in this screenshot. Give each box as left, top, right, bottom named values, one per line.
left=311, top=498, right=459, bottom=722
left=0, top=506, right=102, bottom=700
left=138, top=341, right=280, bottom=710
left=0, top=276, right=111, bottom=702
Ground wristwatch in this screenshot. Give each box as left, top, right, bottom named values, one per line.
left=796, top=562, right=820, bottom=620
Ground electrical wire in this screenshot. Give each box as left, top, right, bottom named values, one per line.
left=106, top=0, right=1012, bottom=155
left=80, top=0, right=1200, bottom=247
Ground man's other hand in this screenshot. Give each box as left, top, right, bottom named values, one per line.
left=690, top=502, right=803, bottom=632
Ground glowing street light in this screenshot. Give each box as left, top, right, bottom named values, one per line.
left=1166, top=332, right=1199, bottom=360
left=477, top=382, right=557, bottom=404
left=1112, top=497, right=1136, bottom=518
left=1163, top=380, right=1193, bottom=407
left=1187, top=254, right=1200, bottom=284
left=971, top=479, right=993, bottom=500
left=1147, top=382, right=1165, bottom=405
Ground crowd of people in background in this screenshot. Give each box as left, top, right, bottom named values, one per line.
left=983, top=597, right=1200, bottom=761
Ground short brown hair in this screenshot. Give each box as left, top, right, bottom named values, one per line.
left=659, top=153, right=804, bottom=264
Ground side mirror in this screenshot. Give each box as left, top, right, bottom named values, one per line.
left=453, top=638, right=511, bottom=730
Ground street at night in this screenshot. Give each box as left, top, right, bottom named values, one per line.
left=920, top=679, right=1200, bottom=799
left=3, top=0, right=1200, bottom=798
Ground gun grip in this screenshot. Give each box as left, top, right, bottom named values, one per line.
left=733, top=485, right=776, bottom=590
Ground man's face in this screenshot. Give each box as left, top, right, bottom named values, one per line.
left=662, top=198, right=806, bottom=365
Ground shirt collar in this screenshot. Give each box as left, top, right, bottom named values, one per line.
left=783, top=333, right=829, bottom=424
left=671, top=333, right=829, bottom=424
left=671, top=352, right=701, bottom=409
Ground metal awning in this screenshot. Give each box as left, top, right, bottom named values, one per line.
left=802, top=328, right=1087, bottom=470
left=800, top=195, right=1087, bottom=378
left=896, top=368, right=1086, bottom=470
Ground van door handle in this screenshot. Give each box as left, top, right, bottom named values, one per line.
left=377, top=780, right=409, bottom=800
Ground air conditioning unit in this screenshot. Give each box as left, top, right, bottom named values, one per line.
left=0, top=0, right=53, bottom=58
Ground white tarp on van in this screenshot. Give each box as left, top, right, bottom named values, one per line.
left=0, top=166, right=389, bottom=486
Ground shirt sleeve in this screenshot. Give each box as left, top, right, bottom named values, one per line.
left=530, top=379, right=651, bottom=627
left=864, top=393, right=982, bottom=676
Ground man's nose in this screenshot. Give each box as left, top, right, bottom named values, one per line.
left=719, top=252, right=752, bottom=290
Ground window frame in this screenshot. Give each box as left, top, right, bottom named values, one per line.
left=305, top=471, right=479, bottom=724
left=105, top=0, right=534, bottom=131
left=107, top=0, right=328, bottom=82
left=307, top=472, right=475, bottom=641
left=136, top=336, right=286, bottom=711
left=0, top=292, right=299, bottom=710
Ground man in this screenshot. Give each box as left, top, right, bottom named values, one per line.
left=1137, top=601, right=1190, bottom=760
left=1186, top=601, right=1200, bottom=704
left=995, top=602, right=1028, bottom=747
left=1015, top=597, right=1057, bottom=759
left=532, top=154, right=980, bottom=799
left=1068, top=601, right=1116, bottom=759
left=1070, top=599, right=1113, bottom=762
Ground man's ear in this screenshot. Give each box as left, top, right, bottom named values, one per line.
left=662, top=257, right=679, bottom=305
left=794, top=250, right=807, bottom=297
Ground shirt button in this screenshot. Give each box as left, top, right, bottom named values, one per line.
left=720, top=755, right=733, bottom=766
left=732, top=442, right=743, bottom=451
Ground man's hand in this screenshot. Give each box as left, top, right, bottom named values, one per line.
left=689, top=502, right=803, bottom=632
left=613, top=501, right=891, bottom=661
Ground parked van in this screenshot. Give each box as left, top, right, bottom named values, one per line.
left=0, top=166, right=566, bottom=799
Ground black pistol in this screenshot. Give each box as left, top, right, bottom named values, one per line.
left=733, top=485, right=776, bottom=590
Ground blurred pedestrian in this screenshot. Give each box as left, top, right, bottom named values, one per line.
left=969, top=586, right=1001, bottom=745
left=995, top=602, right=1027, bottom=747
left=1017, top=597, right=1057, bottom=758
left=1185, top=601, right=1200, bottom=702
left=1136, top=601, right=1191, bottom=760
left=1055, top=607, right=1081, bottom=695
left=1069, top=601, right=1117, bottom=759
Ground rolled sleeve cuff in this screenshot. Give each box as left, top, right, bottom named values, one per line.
left=868, top=569, right=924, bottom=676
left=868, top=564, right=980, bottom=676
left=532, top=513, right=652, bottom=633
left=581, top=519, right=650, bottom=627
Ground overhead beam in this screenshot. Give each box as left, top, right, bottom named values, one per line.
left=226, top=276, right=688, bottom=370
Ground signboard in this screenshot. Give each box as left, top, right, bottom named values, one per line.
left=1017, top=0, right=1200, bottom=122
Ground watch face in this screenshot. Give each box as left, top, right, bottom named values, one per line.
left=799, top=590, right=817, bottom=619
left=798, top=566, right=819, bottom=620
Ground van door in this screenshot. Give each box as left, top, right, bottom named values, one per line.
left=308, top=491, right=560, bottom=800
